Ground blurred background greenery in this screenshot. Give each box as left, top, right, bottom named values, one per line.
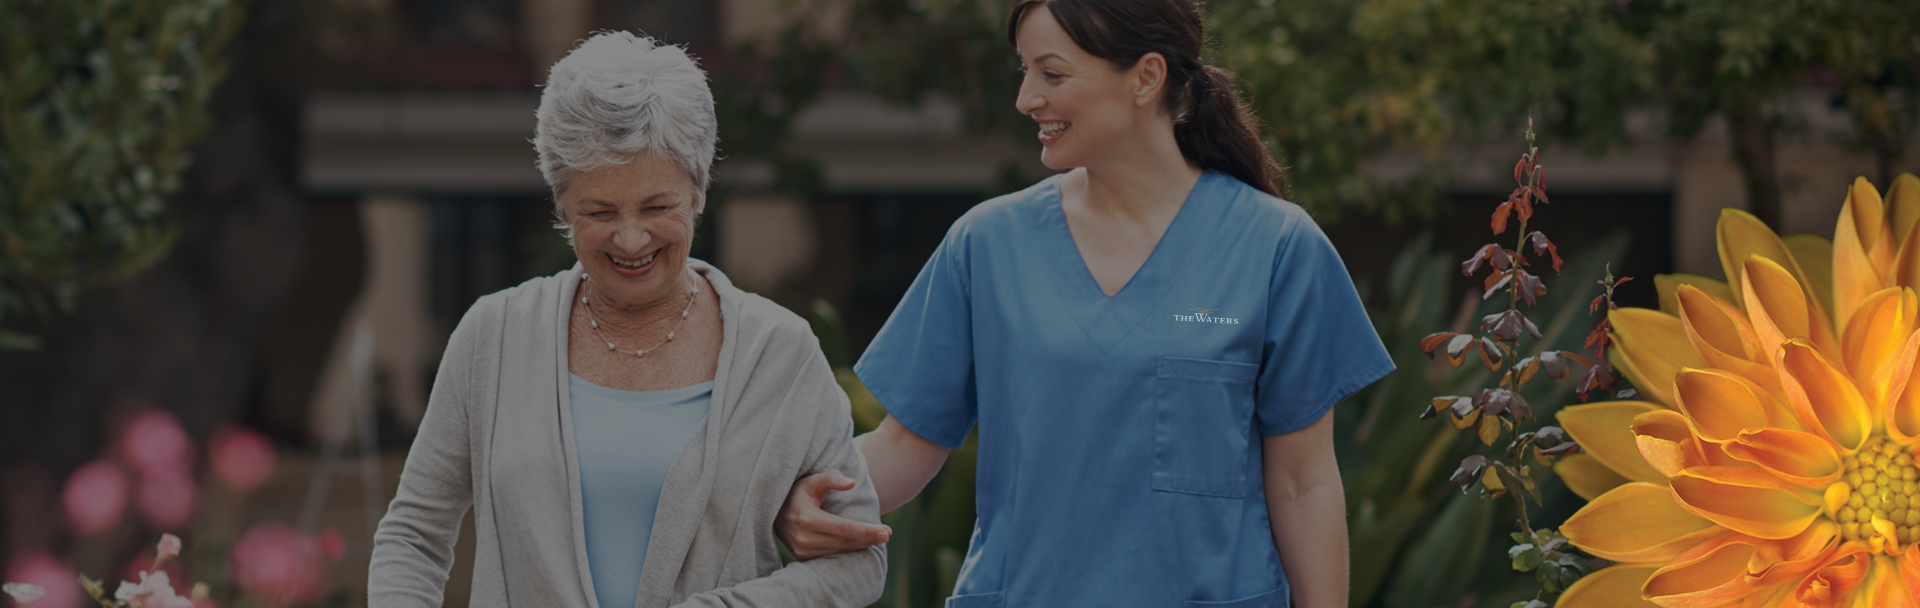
left=3, top=0, right=1918, bottom=606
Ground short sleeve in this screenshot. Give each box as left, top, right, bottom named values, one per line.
left=852, top=224, right=977, bottom=449
left=1255, top=213, right=1395, bottom=436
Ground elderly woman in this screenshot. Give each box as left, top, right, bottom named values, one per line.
left=369, top=32, right=885, bottom=608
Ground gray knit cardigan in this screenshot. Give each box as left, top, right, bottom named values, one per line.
left=369, top=261, right=886, bottom=608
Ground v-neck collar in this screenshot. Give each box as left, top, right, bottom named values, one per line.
left=1043, top=170, right=1217, bottom=355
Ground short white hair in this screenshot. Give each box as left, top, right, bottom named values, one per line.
left=534, top=31, right=717, bottom=210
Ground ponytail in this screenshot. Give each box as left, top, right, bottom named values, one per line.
left=1176, top=66, right=1286, bottom=199
left=1010, top=0, right=1288, bottom=199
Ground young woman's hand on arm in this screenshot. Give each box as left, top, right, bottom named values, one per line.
left=775, top=414, right=952, bottom=560
left=1263, top=408, right=1348, bottom=608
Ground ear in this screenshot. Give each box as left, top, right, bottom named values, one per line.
left=1132, top=52, right=1169, bottom=108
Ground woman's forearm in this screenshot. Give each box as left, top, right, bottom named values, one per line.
left=1262, top=413, right=1349, bottom=608
left=855, top=416, right=952, bottom=513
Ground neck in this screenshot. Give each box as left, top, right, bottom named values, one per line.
left=1075, top=119, right=1203, bottom=219
left=585, top=270, right=693, bottom=333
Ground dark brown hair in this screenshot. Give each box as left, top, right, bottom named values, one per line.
left=1008, top=0, right=1285, bottom=198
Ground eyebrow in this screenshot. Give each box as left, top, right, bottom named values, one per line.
left=1026, top=52, right=1063, bottom=64
left=577, top=192, right=676, bottom=207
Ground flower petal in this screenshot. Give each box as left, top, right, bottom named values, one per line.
left=1888, top=173, right=1920, bottom=252
left=1722, top=427, right=1844, bottom=488
left=1678, top=286, right=1785, bottom=399
left=1785, top=233, right=1837, bottom=315
left=1859, top=555, right=1917, bottom=608
left=1643, top=532, right=1761, bottom=608
left=1836, top=177, right=1896, bottom=338
left=1560, top=401, right=1668, bottom=484
left=1839, top=288, right=1919, bottom=406
left=1748, top=520, right=1843, bottom=586
left=1785, top=541, right=1871, bottom=607
left=1720, top=208, right=1818, bottom=313
left=1888, top=331, right=1920, bottom=447
left=1556, top=452, right=1631, bottom=501
left=1563, top=481, right=1724, bottom=564
left=1559, top=565, right=1661, bottom=608
left=1744, top=255, right=1843, bottom=363
left=1778, top=340, right=1873, bottom=453
left=1669, top=466, right=1823, bottom=540
left=1636, top=409, right=1712, bottom=478
left=1901, top=544, right=1920, bottom=608
left=1674, top=368, right=1794, bottom=443
left=1658, top=273, right=1739, bottom=318
left=1612, top=308, right=1707, bottom=407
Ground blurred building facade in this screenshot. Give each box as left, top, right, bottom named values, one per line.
left=282, top=0, right=1920, bottom=450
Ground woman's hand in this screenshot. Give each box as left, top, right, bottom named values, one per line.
left=775, top=470, right=892, bottom=561
left=775, top=415, right=952, bottom=560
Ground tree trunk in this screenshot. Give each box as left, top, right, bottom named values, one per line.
left=1727, top=99, right=1784, bottom=229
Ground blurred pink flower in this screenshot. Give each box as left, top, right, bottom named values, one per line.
left=157, top=534, right=182, bottom=561
left=313, top=530, right=343, bottom=562
left=229, top=524, right=333, bottom=605
left=3, top=582, right=45, bottom=605
left=135, top=471, right=197, bottom=531
left=4, top=553, right=79, bottom=608
left=114, top=572, right=192, bottom=608
left=120, top=410, right=193, bottom=477
left=208, top=427, right=274, bottom=492
left=61, top=461, right=127, bottom=536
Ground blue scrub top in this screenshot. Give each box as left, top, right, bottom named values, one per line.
left=569, top=375, right=712, bottom=608
left=853, top=171, right=1394, bottom=607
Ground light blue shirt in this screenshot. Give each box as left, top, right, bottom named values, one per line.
left=568, top=375, right=712, bottom=608
left=854, top=171, right=1394, bottom=607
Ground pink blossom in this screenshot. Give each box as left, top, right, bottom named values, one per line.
left=114, top=572, right=193, bottom=608
left=229, top=524, right=329, bottom=605
left=120, top=410, right=194, bottom=477
left=313, top=530, right=344, bottom=562
left=157, top=534, right=182, bottom=561
left=4, top=553, right=79, bottom=608
left=136, top=471, right=197, bottom=530
left=208, top=427, right=274, bottom=492
left=61, top=461, right=128, bottom=536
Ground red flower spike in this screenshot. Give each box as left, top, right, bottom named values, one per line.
left=1491, top=202, right=1513, bottom=234
left=1590, top=294, right=1607, bottom=314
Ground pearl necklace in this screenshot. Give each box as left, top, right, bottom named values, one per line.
left=580, top=272, right=697, bottom=358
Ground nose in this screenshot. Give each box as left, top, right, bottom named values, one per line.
left=610, top=218, right=652, bottom=253
left=1015, top=75, right=1043, bottom=116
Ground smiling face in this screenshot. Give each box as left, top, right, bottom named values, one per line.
left=1013, top=6, right=1169, bottom=171
left=559, top=150, right=702, bottom=310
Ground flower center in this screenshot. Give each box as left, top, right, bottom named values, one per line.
left=1837, top=436, right=1920, bottom=550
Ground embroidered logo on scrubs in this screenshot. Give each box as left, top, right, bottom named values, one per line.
left=1172, top=308, right=1240, bottom=324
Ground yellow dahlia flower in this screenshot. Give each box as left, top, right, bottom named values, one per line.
left=1555, top=173, right=1920, bottom=607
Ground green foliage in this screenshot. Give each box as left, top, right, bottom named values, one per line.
left=0, top=0, right=244, bottom=349
left=809, top=299, right=974, bottom=608
left=1208, top=0, right=1651, bottom=222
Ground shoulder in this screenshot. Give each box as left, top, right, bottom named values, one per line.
left=1212, top=172, right=1314, bottom=237
left=708, top=274, right=822, bottom=362
left=944, top=173, right=1062, bottom=239
left=446, top=271, right=568, bottom=354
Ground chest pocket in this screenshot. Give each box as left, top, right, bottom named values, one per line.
left=1152, top=356, right=1258, bottom=498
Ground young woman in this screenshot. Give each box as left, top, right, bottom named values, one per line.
left=775, top=1, right=1393, bottom=606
